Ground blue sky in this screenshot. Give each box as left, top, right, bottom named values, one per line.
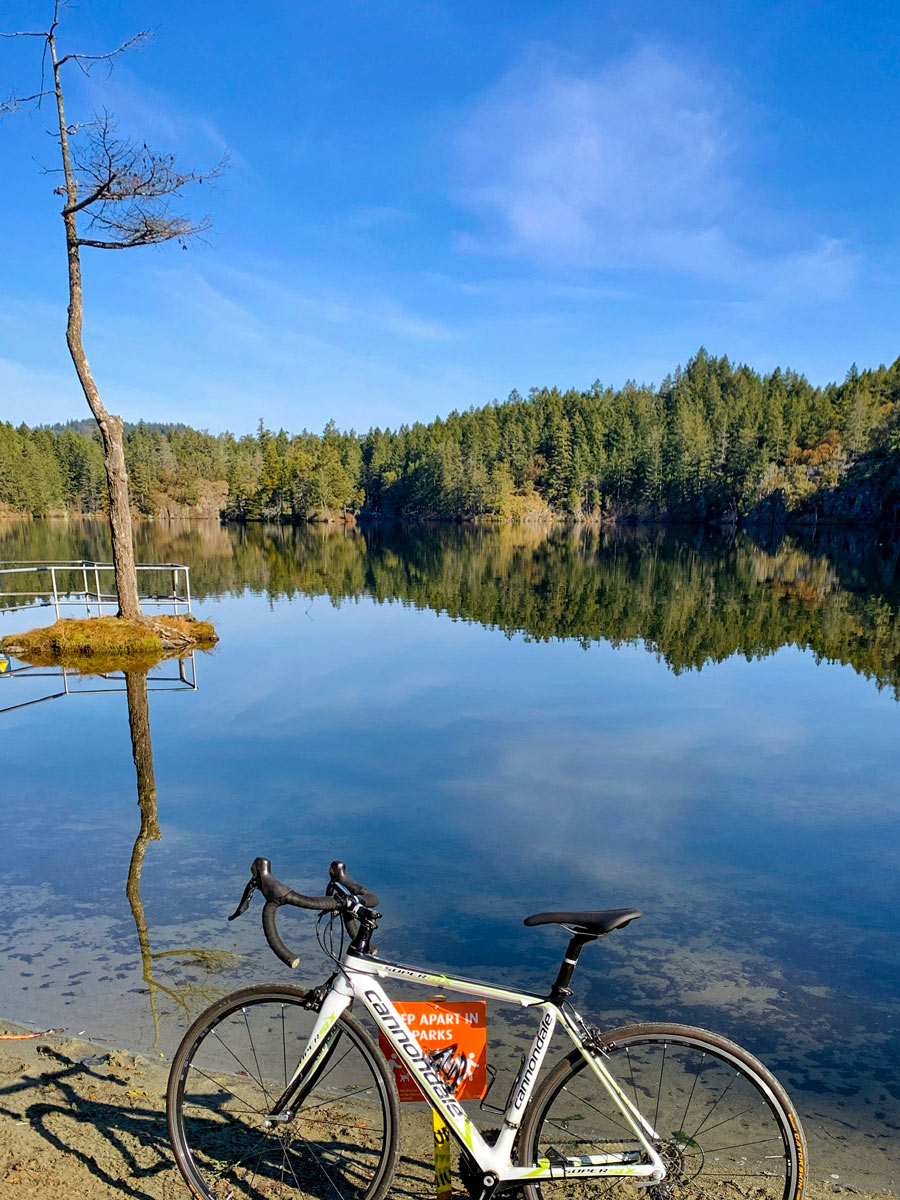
left=1, top=0, right=898, bottom=435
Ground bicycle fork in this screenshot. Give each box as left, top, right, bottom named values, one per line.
left=263, top=980, right=353, bottom=1125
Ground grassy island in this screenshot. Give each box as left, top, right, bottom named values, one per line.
left=0, top=614, right=217, bottom=672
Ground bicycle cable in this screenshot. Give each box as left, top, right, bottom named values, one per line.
left=315, top=907, right=346, bottom=971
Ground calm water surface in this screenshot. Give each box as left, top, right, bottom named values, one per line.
left=0, top=518, right=898, bottom=1186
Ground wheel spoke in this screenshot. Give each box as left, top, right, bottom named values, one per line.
left=241, top=1007, right=273, bottom=1109
left=705, top=1135, right=786, bottom=1152
left=281, top=1140, right=308, bottom=1197
left=653, top=1041, right=666, bottom=1136
left=210, top=1024, right=268, bottom=1092
left=281, top=1005, right=288, bottom=1091
left=696, top=1104, right=770, bottom=1137
left=557, top=1086, right=639, bottom=1141
left=307, top=1044, right=354, bottom=1093
left=169, top=989, right=397, bottom=1200
left=246, top=1140, right=269, bottom=1196
left=625, top=1045, right=640, bottom=1113
left=686, top=1069, right=739, bottom=1141
left=677, top=1050, right=702, bottom=1135
left=300, top=1079, right=380, bottom=1114
left=186, top=1063, right=266, bottom=1114
left=521, top=1027, right=803, bottom=1200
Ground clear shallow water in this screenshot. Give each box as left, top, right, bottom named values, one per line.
left=0, top=519, right=898, bottom=1186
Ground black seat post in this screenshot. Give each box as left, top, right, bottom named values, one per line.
left=550, top=932, right=597, bottom=1003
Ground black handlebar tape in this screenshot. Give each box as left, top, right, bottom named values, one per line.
left=262, top=900, right=300, bottom=969
left=284, top=889, right=341, bottom=911
left=249, top=856, right=375, bottom=970
left=251, top=857, right=341, bottom=910
left=251, top=857, right=297, bottom=903
left=328, top=860, right=379, bottom=907
left=252, top=856, right=344, bottom=969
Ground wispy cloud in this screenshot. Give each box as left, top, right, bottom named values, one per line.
left=0, top=258, right=463, bottom=433
left=343, top=204, right=415, bottom=230
left=430, top=273, right=634, bottom=304
left=0, top=356, right=78, bottom=425
left=77, top=64, right=249, bottom=175
left=188, top=262, right=456, bottom=344
left=456, top=46, right=859, bottom=302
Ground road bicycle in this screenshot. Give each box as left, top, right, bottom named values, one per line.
left=166, top=857, right=807, bottom=1200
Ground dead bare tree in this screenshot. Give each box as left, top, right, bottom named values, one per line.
left=2, top=5, right=223, bottom=620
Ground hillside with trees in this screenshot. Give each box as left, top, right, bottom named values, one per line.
left=2, top=350, right=899, bottom=528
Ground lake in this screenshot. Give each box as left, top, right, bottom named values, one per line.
left=1, top=517, right=898, bottom=1188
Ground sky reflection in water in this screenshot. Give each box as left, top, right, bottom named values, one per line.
left=0, top=520, right=898, bottom=1185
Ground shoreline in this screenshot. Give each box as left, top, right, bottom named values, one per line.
left=1, top=509, right=897, bottom=533
left=0, top=1018, right=895, bottom=1199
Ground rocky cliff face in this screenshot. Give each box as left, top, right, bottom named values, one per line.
left=147, top=480, right=228, bottom=520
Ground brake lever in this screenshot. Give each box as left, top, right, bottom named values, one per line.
left=228, top=876, right=257, bottom=921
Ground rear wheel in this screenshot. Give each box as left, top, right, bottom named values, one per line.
left=518, top=1022, right=806, bottom=1200
left=167, top=983, right=399, bottom=1200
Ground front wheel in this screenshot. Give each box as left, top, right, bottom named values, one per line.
left=518, top=1022, right=806, bottom=1200
left=167, top=983, right=400, bottom=1200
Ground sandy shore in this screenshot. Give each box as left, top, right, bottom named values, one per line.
left=0, top=1020, right=476, bottom=1200
left=0, top=1020, right=893, bottom=1200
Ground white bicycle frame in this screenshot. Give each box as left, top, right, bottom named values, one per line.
left=278, top=948, right=667, bottom=1188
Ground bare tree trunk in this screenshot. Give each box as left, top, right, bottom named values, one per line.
left=6, top=16, right=220, bottom=620
left=50, top=25, right=142, bottom=621
left=123, top=669, right=163, bottom=1039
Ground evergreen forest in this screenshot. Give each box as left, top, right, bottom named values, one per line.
left=2, top=518, right=898, bottom=697
left=2, top=350, right=899, bottom=528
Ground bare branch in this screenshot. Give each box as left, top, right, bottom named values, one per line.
left=0, top=87, right=54, bottom=116
left=76, top=238, right=157, bottom=250
left=77, top=214, right=211, bottom=250
left=1, top=1, right=211, bottom=621
left=57, top=31, right=149, bottom=70
left=0, top=25, right=54, bottom=113
left=63, top=176, right=113, bottom=214
left=59, top=112, right=224, bottom=247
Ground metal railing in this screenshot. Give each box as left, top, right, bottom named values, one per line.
left=0, top=653, right=198, bottom=715
left=0, top=561, right=192, bottom=620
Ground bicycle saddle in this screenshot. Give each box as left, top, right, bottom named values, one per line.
left=524, top=908, right=641, bottom=935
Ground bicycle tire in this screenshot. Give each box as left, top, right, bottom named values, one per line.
left=518, top=1022, right=806, bottom=1200
left=167, top=983, right=400, bottom=1200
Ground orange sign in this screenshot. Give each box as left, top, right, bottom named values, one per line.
left=378, top=1000, right=487, bottom=1102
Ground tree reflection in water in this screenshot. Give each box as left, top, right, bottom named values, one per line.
left=4, top=519, right=896, bottom=694
left=122, top=668, right=236, bottom=1045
